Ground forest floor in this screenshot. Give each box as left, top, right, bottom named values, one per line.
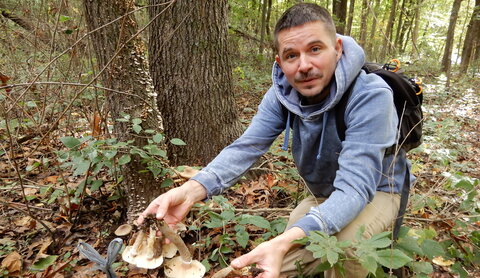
left=0, top=71, right=479, bottom=278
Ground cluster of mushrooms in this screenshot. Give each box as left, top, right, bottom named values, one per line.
left=116, top=219, right=206, bottom=278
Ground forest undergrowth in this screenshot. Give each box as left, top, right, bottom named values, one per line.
left=0, top=65, right=479, bottom=277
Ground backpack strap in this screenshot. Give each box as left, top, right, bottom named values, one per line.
left=335, top=78, right=356, bottom=141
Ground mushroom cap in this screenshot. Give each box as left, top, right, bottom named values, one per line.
left=162, top=242, right=178, bottom=258
left=178, top=167, right=199, bottom=179
left=114, top=224, right=133, bottom=236
left=164, top=257, right=206, bottom=278
left=121, top=246, right=137, bottom=265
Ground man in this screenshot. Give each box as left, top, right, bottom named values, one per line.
left=138, top=3, right=411, bottom=278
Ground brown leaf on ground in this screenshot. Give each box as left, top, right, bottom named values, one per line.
left=1, top=251, right=22, bottom=274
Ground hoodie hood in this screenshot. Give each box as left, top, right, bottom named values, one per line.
left=272, top=34, right=365, bottom=118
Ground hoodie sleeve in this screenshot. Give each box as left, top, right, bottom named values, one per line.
left=291, top=76, right=398, bottom=235
left=191, top=88, right=286, bottom=198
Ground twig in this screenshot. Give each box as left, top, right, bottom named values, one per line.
left=191, top=207, right=293, bottom=214
left=404, top=214, right=480, bottom=222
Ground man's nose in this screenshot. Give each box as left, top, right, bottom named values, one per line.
left=298, top=54, right=312, bottom=73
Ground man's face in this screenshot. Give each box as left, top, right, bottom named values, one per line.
left=275, top=21, right=343, bottom=104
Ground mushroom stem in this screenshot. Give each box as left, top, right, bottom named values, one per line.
left=158, top=223, right=192, bottom=262
left=131, top=230, right=145, bottom=257
left=211, top=266, right=234, bottom=278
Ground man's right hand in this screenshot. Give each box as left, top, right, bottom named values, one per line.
left=136, top=179, right=207, bottom=226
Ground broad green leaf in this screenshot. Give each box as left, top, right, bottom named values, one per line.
left=73, top=160, right=90, bottom=176
left=220, top=210, right=235, bottom=221
left=60, top=136, right=81, bottom=149
left=313, top=260, right=333, bottom=273
left=421, top=239, right=445, bottom=259
left=104, top=150, right=117, bottom=160
left=118, top=154, right=131, bottom=165
left=395, top=235, right=423, bottom=256
left=132, top=124, right=142, bottom=134
left=409, top=261, right=433, bottom=274
left=90, top=180, right=103, bottom=192
left=170, top=138, right=186, bottom=146
left=376, top=249, right=412, bottom=269
left=326, top=250, right=339, bottom=266
left=48, top=189, right=63, bottom=204
left=161, top=178, right=173, bottom=188
left=236, top=229, right=249, bottom=248
left=132, top=118, right=142, bottom=125
left=238, top=215, right=270, bottom=229
left=31, top=255, right=58, bottom=271
left=359, top=255, right=378, bottom=274
left=153, top=133, right=164, bottom=143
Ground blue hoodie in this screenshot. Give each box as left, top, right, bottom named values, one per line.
left=192, top=35, right=412, bottom=235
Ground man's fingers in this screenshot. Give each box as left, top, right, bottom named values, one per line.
left=231, top=253, right=254, bottom=269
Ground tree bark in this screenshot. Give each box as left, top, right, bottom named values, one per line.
left=411, top=0, right=422, bottom=56
left=345, top=0, right=355, bottom=36
left=441, top=0, right=463, bottom=72
left=460, top=0, right=480, bottom=72
left=148, top=0, right=242, bottom=166
left=332, top=0, right=348, bottom=34
left=358, top=0, right=368, bottom=47
left=83, top=0, right=163, bottom=222
left=381, top=0, right=398, bottom=59
left=259, top=0, right=268, bottom=53
left=366, top=0, right=381, bottom=60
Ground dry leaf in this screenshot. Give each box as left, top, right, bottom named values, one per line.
left=1, top=251, right=22, bottom=273
left=432, top=256, right=454, bottom=266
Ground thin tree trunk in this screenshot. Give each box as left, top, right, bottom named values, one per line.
left=441, top=0, right=463, bottom=72
left=332, top=0, right=348, bottom=34
left=148, top=0, right=242, bottom=166
left=358, top=0, right=368, bottom=47
left=366, top=0, right=380, bottom=59
left=345, top=0, right=355, bottom=36
left=381, top=0, right=398, bottom=59
left=259, top=0, right=268, bottom=53
left=460, top=0, right=480, bottom=72
left=394, top=0, right=406, bottom=50
left=411, top=0, right=422, bottom=56
left=83, top=0, right=163, bottom=222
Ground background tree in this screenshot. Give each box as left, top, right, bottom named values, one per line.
left=332, top=0, right=348, bottom=34
left=345, top=0, right=355, bottom=36
left=441, top=0, right=463, bottom=73
left=148, top=0, right=242, bottom=166
left=460, top=0, right=480, bottom=71
left=83, top=0, right=163, bottom=221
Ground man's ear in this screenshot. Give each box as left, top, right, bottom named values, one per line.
left=275, top=55, right=282, bottom=67
left=335, top=38, right=343, bottom=62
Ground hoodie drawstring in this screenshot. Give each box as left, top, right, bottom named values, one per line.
left=282, top=111, right=291, bottom=151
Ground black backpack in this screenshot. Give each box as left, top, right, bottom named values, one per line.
left=335, top=60, right=424, bottom=240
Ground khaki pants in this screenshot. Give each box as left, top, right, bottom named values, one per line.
left=280, top=192, right=400, bottom=278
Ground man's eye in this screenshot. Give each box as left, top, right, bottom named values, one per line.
left=312, top=46, right=321, bottom=52
left=285, top=53, right=297, bottom=59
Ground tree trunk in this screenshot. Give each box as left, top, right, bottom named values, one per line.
left=265, top=0, right=273, bottom=36
left=411, top=0, right=422, bottom=56
left=148, top=0, right=242, bottom=166
left=83, top=0, right=163, bottom=222
left=332, top=0, right=348, bottom=34
left=394, top=0, right=406, bottom=51
left=441, top=0, right=463, bottom=72
left=366, top=0, right=380, bottom=59
left=460, top=0, right=480, bottom=72
left=259, top=0, right=268, bottom=53
left=358, top=0, right=368, bottom=47
left=381, top=0, right=398, bottom=59
left=345, top=0, right=355, bottom=36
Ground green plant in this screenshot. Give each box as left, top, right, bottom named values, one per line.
left=192, top=195, right=286, bottom=268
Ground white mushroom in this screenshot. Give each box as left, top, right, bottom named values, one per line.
left=159, top=224, right=206, bottom=278
left=114, top=224, right=133, bottom=236
left=121, top=228, right=164, bottom=269
left=162, top=242, right=178, bottom=258
left=122, top=230, right=145, bottom=264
